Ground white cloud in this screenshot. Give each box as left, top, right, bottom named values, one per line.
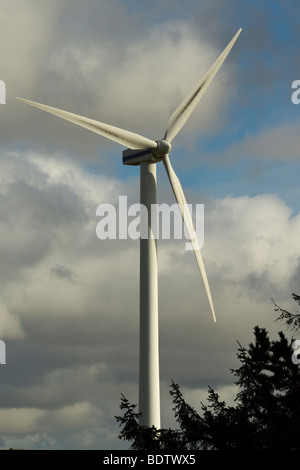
left=0, top=402, right=102, bottom=434
left=38, top=402, right=103, bottom=431
left=0, top=306, right=25, bottom=339
left=0, top=408, right=43, bottom=434
left=43, top=19, right=236, bottom=147
left=206, top=194, right=300, bottom=294
left=0, top=0, right=62, bottom=94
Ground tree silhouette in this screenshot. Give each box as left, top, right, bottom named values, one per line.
left=273, top=293, right=300, bottom=332
left=116, top=326, right=300, bottom=450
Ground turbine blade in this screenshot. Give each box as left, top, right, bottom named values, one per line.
left=163, top=155, right=216, bottom=322
left=164, top=28, right=242, bottom=143
left=16, top=97, right=157, bottom=150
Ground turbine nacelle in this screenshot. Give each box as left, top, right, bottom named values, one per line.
left=122, top=139, right=171, bottom=166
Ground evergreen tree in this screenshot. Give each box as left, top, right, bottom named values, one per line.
left=116, top=326, right=300, bottom=450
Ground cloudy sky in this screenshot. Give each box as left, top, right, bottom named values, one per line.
left=0, top=0, right=300, bottom=450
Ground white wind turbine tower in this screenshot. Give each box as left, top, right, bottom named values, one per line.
left=17, top=28, right=241, bottom=429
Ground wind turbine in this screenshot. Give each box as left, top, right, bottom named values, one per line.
left=16, top=28, right=241, bottom=429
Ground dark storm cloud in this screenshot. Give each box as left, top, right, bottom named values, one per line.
left=50, top=265, right=78, bottom=283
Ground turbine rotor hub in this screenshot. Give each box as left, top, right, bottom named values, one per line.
left=152, top=139, right=172, bottom=158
